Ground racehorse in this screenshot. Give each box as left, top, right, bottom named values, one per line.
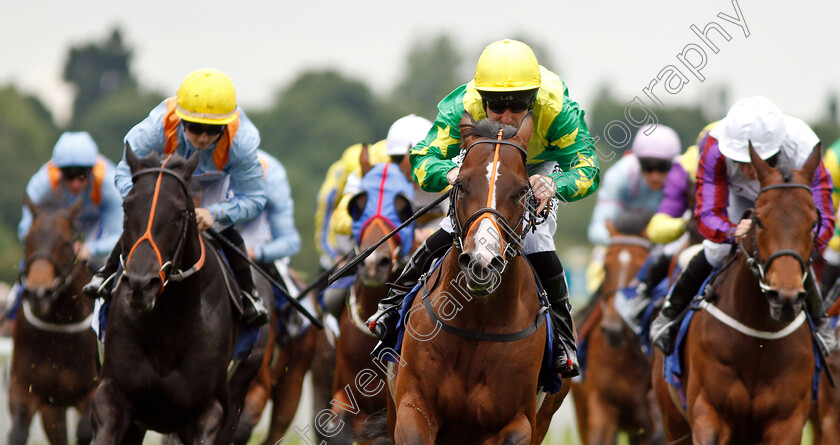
left=652, top=144, right=823, bottom=444
left=571, top=211, right=664, bottom=445
left=384, top=113, right=569, bottom=444
left=9, top=197, right=97, bottom=445
left=325, top=157, right=415, bottom=444
left=91, top=148, right=269, bottom=444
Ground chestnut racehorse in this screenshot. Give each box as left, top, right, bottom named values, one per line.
left=386, top=113, right=569, bottom=444
left=9, top=197, right=97, bottom=445
left=572, top=212, right=664, bottom=445
left=653, top=144, right=824, bottom=444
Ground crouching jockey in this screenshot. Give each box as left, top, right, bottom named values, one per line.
left=82, top=68, right=269, bottom=327
left=365, top=39, right=601, bottom=378
left=650, top=96, right=836, bottom=355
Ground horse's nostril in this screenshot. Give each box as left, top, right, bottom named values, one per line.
left=489, top=255, right=505, bottom=274
left=797, top=291, right=807, bottom=302
left=458, top=252, right=472, bottom=271
left=377, top=256, right=391, bottom=270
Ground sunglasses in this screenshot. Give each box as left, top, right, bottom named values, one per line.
left=485, top=99, right=532, bottom=114
left=639, top=159, right=672, bottom=173
left=182, top=121, right=226, bottom=136
left=60, top=167, right=90, bottom=181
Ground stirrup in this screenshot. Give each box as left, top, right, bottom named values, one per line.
left=241, top=291, right=268, bottom=327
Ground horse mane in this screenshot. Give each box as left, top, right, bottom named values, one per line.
left=132, top=150, right=190, bottom=171
left=778, top=165, right=793, bottom=183
left=460, top=118, right=520, bottom=147
left=612, top=208, right=655, bottom=237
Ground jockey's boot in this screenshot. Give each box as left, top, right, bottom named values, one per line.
left=220, top=228, right=268, bottom=328
left=82, top=240, right=123, bottom=301
left=650, top=250, right=713, bottom=355
left=627, top=251, right=673, bottom=328
left=805, top=268, right=837, bottom=356
left=367, top=229, right=453, bottom=342
left=527, top=251, right=579, bottom=379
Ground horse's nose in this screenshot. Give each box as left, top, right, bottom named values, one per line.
left=458, top=252, right=503, bottom=283
left=766, top=288, right=807, bottom=322
left=126, top=273, right=161, bottom=312
left=376, top=255, right=391, bottom=271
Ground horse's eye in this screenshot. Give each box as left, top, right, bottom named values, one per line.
left=753, top=218, right=763, bottom=229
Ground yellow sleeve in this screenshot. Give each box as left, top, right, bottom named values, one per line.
left=823, top=148, right=840, bottom=210
left=329, top=193, right=355, bottom=237
left=646, top=212, right=687, bottom=244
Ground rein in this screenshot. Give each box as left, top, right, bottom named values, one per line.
left=123, top=157, right=206, bottom=295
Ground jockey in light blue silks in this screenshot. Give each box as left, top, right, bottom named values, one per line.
left=19, top=132, right=123, bottom=270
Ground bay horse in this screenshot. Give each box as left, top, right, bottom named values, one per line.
left=91, top=149, right=269, bottom=444
left=571, top=211, right=665, bottom=445
left=386, top=113, right=569, bottom=444
left=325, top=159, right=415, bottom=444
left=9, top=197, right=97, bottom=445
left=652, top=144, right=823, bottom=444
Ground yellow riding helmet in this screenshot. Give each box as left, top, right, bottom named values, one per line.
left=175, top=68, right=238, bottom=125
left=474, top=39, right=541, bottom=92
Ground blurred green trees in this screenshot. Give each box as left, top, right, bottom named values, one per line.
left=1, top=28, right=839, bottom=285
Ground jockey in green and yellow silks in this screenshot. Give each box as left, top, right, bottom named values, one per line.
left=820, top=138, right=840, bottom=293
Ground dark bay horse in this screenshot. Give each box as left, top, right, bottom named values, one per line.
left=653, top=144, right=823, bottom=444
left=9, top=197, right=97, bottom=445
left=571, top=212, right=664, bottom=445
left=386, top=113, right=569, bottom=444
left=91, top=149, right=268, bottom=444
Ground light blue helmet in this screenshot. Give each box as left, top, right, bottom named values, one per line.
left=51, top=132, right=99, bottom=168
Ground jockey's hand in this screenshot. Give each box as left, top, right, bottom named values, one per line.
left=446, top=167, right=460, bottom=185
left=195, top=207, right=214, bottom=231
left=529, top=174, right=556, bottom=214
left=73, top=241, right=90, bottom=262
left=247, top=247, right=256, bottom=260
left=734, top=218, right=752, bottom=238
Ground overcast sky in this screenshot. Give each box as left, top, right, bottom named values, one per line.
left=2, top=0, right=837, bottom=126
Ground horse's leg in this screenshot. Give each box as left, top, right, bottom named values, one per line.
left=40, top=405, right=69, bottom=445
left=90, top=379, right=136, bottom=445
left=761, top=415, right=808, bottom=445
left=75, top=395, right=94, bottom=445
left=264, top=328, right=318, bottom=445
left=183, top=398, right=225, bottom=445
left=584, top=392, right=619, bottom=445
left=689, top=394, right=731, bottom=445
left=480, top=412, right=532, bottom=445
left=651, top=353, right=690, bottom=444
left=7, top=383, right=37, bottom=445
left=393, top=400, right=438, bottom=445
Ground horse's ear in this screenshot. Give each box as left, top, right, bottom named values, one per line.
left=23, top=193, right=38, bottom=216
left=606, top=219, right=618, bottom=237
left=398, top=152, right=412, bottom=179
left=183, top=149, right=200, bottom=178
left=359, top=143, right=372, bottom=177
left=799, top=141, right=822, bottom=182
left=125, top=142, right=141, bottom=174
left=460, top=111, right=475, bottom=127
left=513, top=112, right=534, bottom=148
left=748, top=141, right=772, bottom=181
left=459, top=111, right=476, bottom=145
left=348, top=192, right=368, bottom=221
left=394, top=194, right=414, bottom=223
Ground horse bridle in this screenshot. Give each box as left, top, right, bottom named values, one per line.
left=449, top=129, right=540, bottom=264
left=122, top=157, right=205, bottom=295
left=738, top=182, right=818, bottom=292
left=22, top=236, right=84, bottom=299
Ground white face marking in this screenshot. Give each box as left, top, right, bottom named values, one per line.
left=617, top=249, right=631, bottom=288
left=485, top=159, right=501, bottom=209
left=472, top=218, right=502, bottom=268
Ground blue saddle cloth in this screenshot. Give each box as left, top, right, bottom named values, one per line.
left=372, top=254, right=564, bottom=394
left=663, top=303, right=825, bottom=410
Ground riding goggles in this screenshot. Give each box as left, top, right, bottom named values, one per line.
left=639, top=158, right=672, bottom=173
left=182, top=120, right=226, bottom=136
left=60, top=166, right=91, bottom=181
left=480, top=89, right=538, bottom=114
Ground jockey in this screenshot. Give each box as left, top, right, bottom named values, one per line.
left=238, top=149, right=301, bottom=266
left=82, top=68, right=269, bottom=327
left=587, top=124, right=681, bottom=246
left=315, top=141, right=389, bottom=269
left=320, top=115, right=433, bottom=317
left=19, top=132, right=123, bottom=270
left=820, top=138, right=840, bottom=294
left=366, top=39, right=601, bottom=378
left=623, top=123, right=713, bottom=329
left=650, top=96, right=836, bottom=355
left=585, top=124, right=681, bottom=295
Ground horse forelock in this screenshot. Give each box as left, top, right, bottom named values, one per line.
left=460, top=119, right=519, bottom=148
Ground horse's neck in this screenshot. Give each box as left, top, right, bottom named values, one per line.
left=438, top=254, right=536, bottom=327
left=355, top=280, right=388, bottom=318
left=716, top=256, right=778, bottom=331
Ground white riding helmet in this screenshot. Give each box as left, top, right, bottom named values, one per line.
left=631, top=124, right=681, bottom=160
left=386, top=114, right=433, bottom=157
left=51, top=132, right=99, bottom=168
left=711, top=96, right=785, bottom=163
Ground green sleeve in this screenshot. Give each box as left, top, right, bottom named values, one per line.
left=409, top=86, right=467, bottom=192
left=540, top=98, right=600, bottom=203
